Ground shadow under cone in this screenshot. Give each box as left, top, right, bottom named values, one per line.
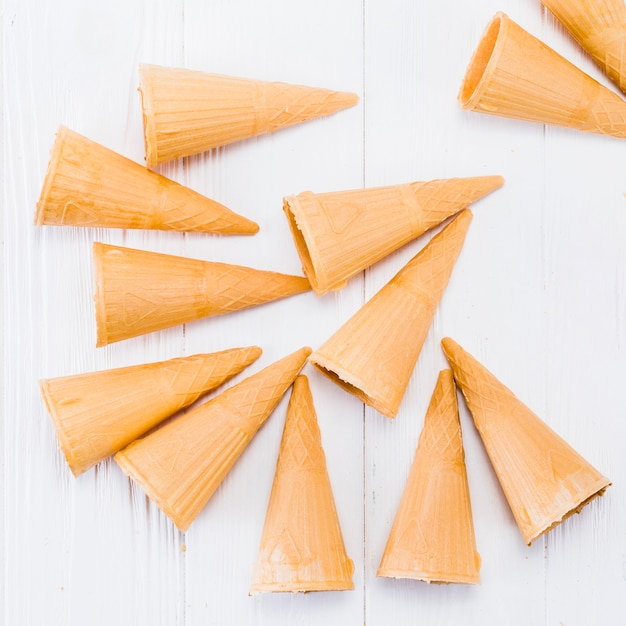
left=378, top=370, right=480, bottom=584
left=542, top=0, right=626, bottom=94
left=140, top=64, right=359, bottom=167
left=459, top=12, right=626, bottom=139
left=442, top=337, right=611, bottom=545
left=309, top=210, right=472, bottom=418
left=115, top=347, right=311, bottom=531
left=94, top=243, right=311, bottom=346
left=40, top=347, right=261, bottom=476
left=250, top=376, right=354, bottom=593
left=35, top=126, right=258, bottom=234
left=284, top=176, right=503, bottom=295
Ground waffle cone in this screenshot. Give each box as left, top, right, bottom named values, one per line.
left=459, top=12, right=626, bottom=139
left=284, top=176, right=503, bottom=295
left=542, top=0, right=626, bottom=93
left=114, top=347, right=311, bottom=531
left=378, top=370, right=480, bottom=584
left=35, top=126, right=258, bottom=234
left=93, top=243, right=311, bottom=346
left=250, top=376, right=354, bottom=593
left=140, top=64, right=359, bottom=167
left=309, top=210, right=472, bottom=418
left=39, top=347, right=261, bottom=476
left=442, top=337, right=611, bottom=545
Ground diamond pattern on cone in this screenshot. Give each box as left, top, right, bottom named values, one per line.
left=284, top=176, right=502, bottom=294
left=250, top=376, right=354, bottom=593
left=39, top=347, right=261, bottom=476
left=377, top=370, right=480, bottom=584
left=114, top=348, right=310, bottom=531
left=441, top=337, right=611, bottom=545
left=310, top=210, right=472, bottom=418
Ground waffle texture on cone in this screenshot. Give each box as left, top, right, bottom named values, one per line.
left=284, top=176, right=503, bottom=295
left=378, top=370, right=480, bottom=584
left=250, top=376, right=354, bottom=593
left=542, top=0, right=626, bottom=94
left=309, top=210, right=472, bottom=418
left=35, top=126, right=258, bottom=234
left=442, top=337, right=611, bottom=545
left=40, top=347, right=262, bottom=476
left=93, top=243, right=311, bottom=346
left=139, top=64, right=359, bottom=167
left=459, top=12, right=626, bottom=138
left=114, top=347, right=311, bottom=531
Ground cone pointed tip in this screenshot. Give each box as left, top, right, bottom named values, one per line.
left=441, top=337, right=458, bottom=352
left=487, top=174, right=505, bottom=189
left=240, top=219, right=260, bottom=235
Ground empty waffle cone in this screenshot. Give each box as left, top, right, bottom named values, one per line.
left=39, top=346, right=261, bottom=476
left=284, top=175, right=503, bottom=295
left=309, top=210, right=472, bottom=418
left=378, top=370, right=480, bottom=584
left=459, top=12, right=626, bottom=139
left=250, top=376, right=354, bottom=593
left=94, top=243, right=311, bottom=346
left=140, top=64, right=359, bottom=167
left=442, top=337, right=611, bottom=545
left=35, top=126, right=258, bottom=234
left=115, top=347, right=311, bottom=531
left=542, top=0, right=626, bottom=93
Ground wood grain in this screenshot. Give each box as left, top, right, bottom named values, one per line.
left=2, top=0, right=625, bottom=624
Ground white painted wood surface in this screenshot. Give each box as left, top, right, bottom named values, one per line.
left=2, top=0, right=625, bottom=624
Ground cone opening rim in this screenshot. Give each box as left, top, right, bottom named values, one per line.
left=35, top=125, right=71, bottom=226
left=309, top=354, right=396, bottom=418
left=249, top=581, right=355, bottom=594
left=39, top=378, right=86, bottom=476
left=376, top=569, right=480, bottom=585
left=524, top=479, right=611, bottom=545
left=459, top=13, right=505, bottom=108
left=139, top=64, right=160, bottom=169
left=93, top=242, right=111, bottom=348
left=283, top=196, right=328, bottom=294
left=114, top=446, right=191, bottom=532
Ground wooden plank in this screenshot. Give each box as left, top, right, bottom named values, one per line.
left=3, top=1, right=187, bottom=624
left=178, top=1, right=365, bottom=624
left=363, top=1, right=548, bottom=623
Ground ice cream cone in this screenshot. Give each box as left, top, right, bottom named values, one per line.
left=40, top=346, right=261, bottom=476
left=93, top=243, right=311, bottom=346
left=541, top=0, right=626, bottom=94
left=459, top=12, right=626, bottom=139
left=114, top=347, right=311, bottom=531
left=309, top=210, right=472, bottom=419
left=377, top=370, right=480, bottom=584
left=284, top=175, right=503, bottom=295
left=441, top=337, right=611, bottom=545
left=250, top=376, right=354, bottom=593
left=139, top=64, right=359, bottom=167
left=35, top=126, right=258, bottom=234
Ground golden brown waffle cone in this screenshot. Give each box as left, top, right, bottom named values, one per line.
left=441, top=337, right=611, bottom=545
left=140, top=64, right=359, bottom=167
left=284, top=175, right=503, bottom=295
left=250, top=376, right=354, bottom=593
left=93, top=243, right=311, bottom=346
left=39, top=347, right=261, bottom=477
left=114, top=347, right=311, bottom=531
left=377, top=370, right=480, bottom=584
left=35, top=126, right=258, bottom=234
left=459, top=12, right=626, bottom=138
left=309, top=210, right=472, bottom=419
left=542, top=0, right=626, bottom=93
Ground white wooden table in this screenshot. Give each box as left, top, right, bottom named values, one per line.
left=3, top=0, right=625, bottom=624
